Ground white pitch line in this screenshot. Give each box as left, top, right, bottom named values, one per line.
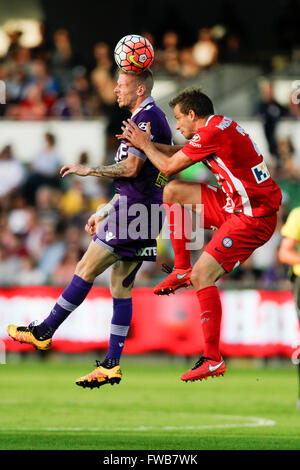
left=1, top=416, right=275, bottom=432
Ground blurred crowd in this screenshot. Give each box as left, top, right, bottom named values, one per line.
left=0, top=27, right=299, bottom=289
left=0, top=27, right=246, bottom=127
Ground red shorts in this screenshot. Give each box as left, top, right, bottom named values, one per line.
left=200, top=183, right=277, bottom=272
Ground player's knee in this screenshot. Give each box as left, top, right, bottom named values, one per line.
left=163, top=180, right=181, bottom=204
left=191, top=264, right=214, bottom=290
left=110, top=281, right=132, bottom=298
left=75, top=259, right=96, bottom=283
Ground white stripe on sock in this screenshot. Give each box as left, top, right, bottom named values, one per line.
left=110, top=324, right=129, bottom=336
left=57, top=295, right=78, bottom=312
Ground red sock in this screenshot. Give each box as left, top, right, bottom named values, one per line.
left=196, top=286, right=222, bottom=361
left=164, top=202, right=191, bottom=270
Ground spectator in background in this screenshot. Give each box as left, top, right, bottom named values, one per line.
left=220, top=32, right=243, bottom=63
left=192, top=28, right=219, bottom=70
left=50, top=29, right=74, bottom=92
left=157, top=31, right=180, bottom=76
left=34, top=186, right=62, bottom=225
left=179, top=47, right=199, bottom=78
left=278, top=206, right=300, bottom=409
left=6, top=66, right=27, bottom=104
left=277, top=137, right=300, bottom=181
left=4, top=30, right=23, bottom=63
left=51, top=87, right=92, bottom=118
left=23, top=133, right=61, bottom=204
left=91, top=42, right=116, bottom=107
left=35, top=220, right=65, bottom=281
left=51, top=225, right=85, bottom=285
left=257, top=80, right=287, bottom=169
left=0, top=145, right=25, bottom=209
left=11, top=47, right=32, bottom=75
left=28, top=58, right=60, bottom=108
left=74, top=151, right=110, bottom=204
left=59, top=178, right=85, bottom=217
left=6, top=82, right=48, bottom=120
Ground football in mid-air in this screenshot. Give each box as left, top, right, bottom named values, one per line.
left=114, top=34, right=154, bottom=74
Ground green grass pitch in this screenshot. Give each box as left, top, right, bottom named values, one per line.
left=0, top=358, right=300, bottom=450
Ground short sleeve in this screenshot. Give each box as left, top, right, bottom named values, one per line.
left=182, top=128, right=218, bottom=162
left=281, top=208, right=300, bottom=241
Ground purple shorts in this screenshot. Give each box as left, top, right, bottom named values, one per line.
left=93, top=196, right=164, bottom=262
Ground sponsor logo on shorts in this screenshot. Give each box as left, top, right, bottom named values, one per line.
left=222, top=237, right=233, bottom=248
left=135, top=246, right=157, bottom=257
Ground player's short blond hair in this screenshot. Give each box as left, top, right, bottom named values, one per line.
left=120, top=69, right=153, bottom=94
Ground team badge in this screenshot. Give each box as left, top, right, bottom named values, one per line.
left=222, top=237, right=233, bottom=248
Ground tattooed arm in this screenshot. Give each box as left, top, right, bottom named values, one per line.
left=60, top=153, right=144, bottom=179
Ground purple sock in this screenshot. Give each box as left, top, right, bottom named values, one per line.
left=104, top=297, right=132, bottom=364
left=35, top=275, right=93, bottom=339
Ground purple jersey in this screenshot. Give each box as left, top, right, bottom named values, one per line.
left=114, top=96, right=172, bottom=204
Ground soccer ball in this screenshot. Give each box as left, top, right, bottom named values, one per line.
left=114, top=34, right=154, bottom=74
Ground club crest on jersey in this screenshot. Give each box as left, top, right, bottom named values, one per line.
left=222, top=237, right=233, bottom=248
left=251, top=160, right=270, bottom=184
left=138, top=122, right=148, bottom=131
left=190, top=133, right=202, bottom=148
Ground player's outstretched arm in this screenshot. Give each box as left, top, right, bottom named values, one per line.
left=122, top=120, right=193, bottom=177
left=60, top=155, right=144, bottom=180
left=154, top=142, right=184, bottom=156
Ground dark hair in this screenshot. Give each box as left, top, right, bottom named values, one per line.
left=45, top=132, right=55, bottom=146
left=169, top=88, right=214, bottom=117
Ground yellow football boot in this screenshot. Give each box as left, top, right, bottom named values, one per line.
left=7, top=324, right=52, bottom=351
left=75, top=361, right=122, bottom=389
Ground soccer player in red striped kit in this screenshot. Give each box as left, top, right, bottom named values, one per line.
left=121, top=88, right=282, bottom=382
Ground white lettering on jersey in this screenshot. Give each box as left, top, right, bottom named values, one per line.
left=216, top=116, right=232, bottom=130
left=252, top=160, right=270, bottom=184
left=115, top=142, right=128, bottom=162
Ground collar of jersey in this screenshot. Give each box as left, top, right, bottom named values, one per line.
left=131, top=96, right=154, bottom=119
left=205, top=115, right=216, bottom=126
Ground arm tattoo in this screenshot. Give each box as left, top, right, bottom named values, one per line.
left=92, top=161, right=129, bottom=178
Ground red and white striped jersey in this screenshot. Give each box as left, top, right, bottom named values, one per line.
left=182, top=115, right=282, bottom=217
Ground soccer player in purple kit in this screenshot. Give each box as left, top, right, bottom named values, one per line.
left=7, top=70, right=172, bottom=389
